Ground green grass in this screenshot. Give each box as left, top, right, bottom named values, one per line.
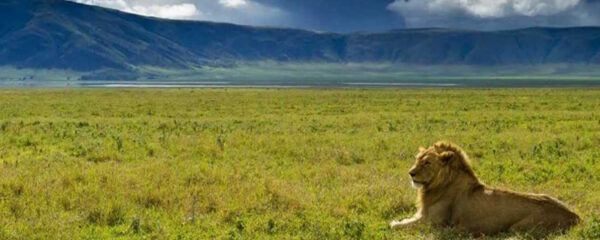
left=0, top=88, right=599, bottom=239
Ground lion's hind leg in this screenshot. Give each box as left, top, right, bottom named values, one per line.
left=508, top=216, right=539, bottom=232
left=509, top=212, right=579, bottom=235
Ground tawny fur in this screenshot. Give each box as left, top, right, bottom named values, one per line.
left=390, top=141, right=581, bottom=235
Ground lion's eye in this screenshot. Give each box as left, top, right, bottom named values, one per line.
left=424, top=161, right=431, bottom=166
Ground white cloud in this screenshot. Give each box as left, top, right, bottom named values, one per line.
left=131, top=3, right=199, bottom=19
left=388, top=0, right=581, bottom=18
left=219, top=0, right=248, bottom=8
left=74, top=0, right=129, bottom=10
left=70, top=0, right=286, bottom=26
left=74, top=0, right=200, bottom=19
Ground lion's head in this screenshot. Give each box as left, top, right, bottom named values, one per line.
left=408, top=141, right=477, bottom=189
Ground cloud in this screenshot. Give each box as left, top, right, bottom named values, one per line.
left=131, top=3, right=199, bottom=19
left=71, top=0, right=285, bottom=25
left=253, top=0, right=405, bottom=32
left=198, top=0, right=286, bottom=26
left=387, top=0, right=600, bottom=29
left=219, top=0, right=248, bottom=8
left=71, top=0, right=403, bottom=32
left=388, top=0, right=581, bottom=18
left=74, top=0, right=200, bottom=19
left=70, top=0, right=600, bottom=32
left=73, top=0, right=129, bottom=10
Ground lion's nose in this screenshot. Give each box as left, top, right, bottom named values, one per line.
left=409, top=172, right=416, bottom=177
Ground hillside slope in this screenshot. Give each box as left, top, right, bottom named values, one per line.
left=1, top=0, right=599, bottom=71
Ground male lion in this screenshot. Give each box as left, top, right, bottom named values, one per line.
left=390, top=141, right=580, bottom=235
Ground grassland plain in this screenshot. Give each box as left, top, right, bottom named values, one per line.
left=0, top=89, right=599, bottom=240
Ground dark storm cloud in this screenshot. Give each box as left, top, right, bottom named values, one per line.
left=253, top=0, right=405, bottom=32
left=74, top=0, right=600, bottom=32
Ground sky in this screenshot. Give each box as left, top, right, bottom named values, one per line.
left=72, top=0, right=600, bottom=32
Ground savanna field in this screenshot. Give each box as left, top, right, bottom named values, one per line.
left=1, top=89, right=600, bottom=240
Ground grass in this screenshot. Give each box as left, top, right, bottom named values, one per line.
left=0, top=88, right=599, bottom=239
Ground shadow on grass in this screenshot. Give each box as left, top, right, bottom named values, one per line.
left=393, top=224, right=576, bottom=240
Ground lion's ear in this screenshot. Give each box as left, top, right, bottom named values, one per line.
left=438, top=151, right=454, bottom=164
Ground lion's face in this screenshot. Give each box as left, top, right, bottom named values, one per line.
left=408, top=148, right=443, bottom=189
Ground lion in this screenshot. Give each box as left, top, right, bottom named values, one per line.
left=390, top=141, right=581, bottom=235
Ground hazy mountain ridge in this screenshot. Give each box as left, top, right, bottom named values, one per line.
left=1, top=0, right=600, bottom=72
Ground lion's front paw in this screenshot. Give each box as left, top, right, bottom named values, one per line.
left=390, top=220, right=402, bottom=230
left=390, top=218, right=419, bottom=230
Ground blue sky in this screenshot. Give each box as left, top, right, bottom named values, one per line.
left=73, top=0, right=600, bottom=32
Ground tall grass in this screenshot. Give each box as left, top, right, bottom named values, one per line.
left=0, top=89, right=598, bottom=239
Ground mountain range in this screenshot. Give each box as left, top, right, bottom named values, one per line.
left=1, top=0, right=600, bottom=73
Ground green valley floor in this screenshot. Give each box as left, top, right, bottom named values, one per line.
left=0, top=89, right=599, bottom=239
